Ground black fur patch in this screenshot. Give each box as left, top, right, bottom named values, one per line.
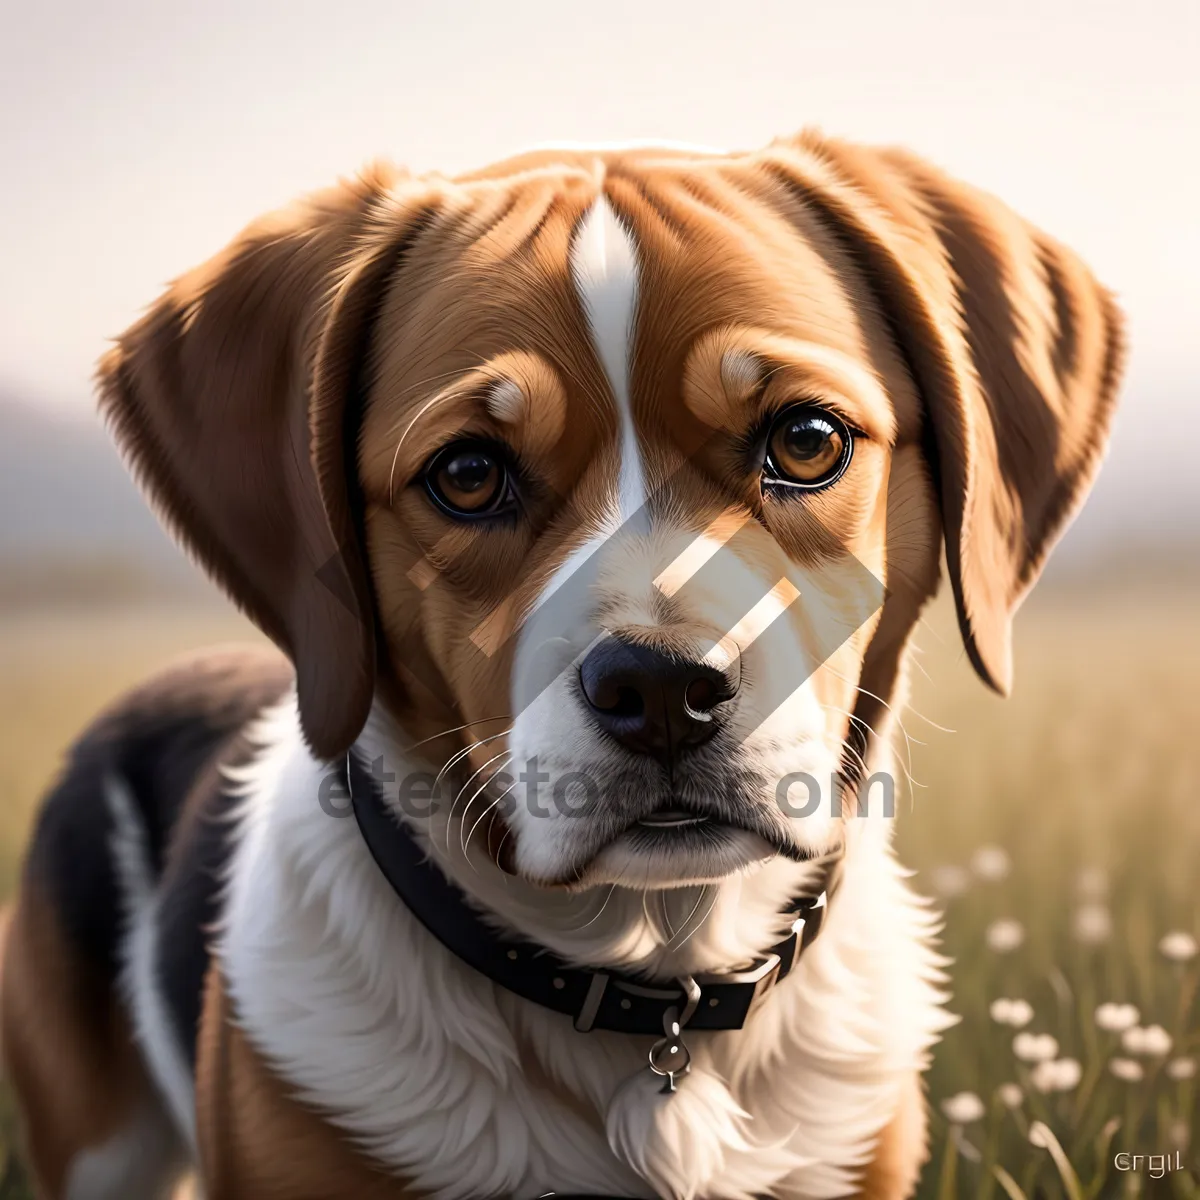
left=153, top=726, right=264, bottom=1066
left=23, top=645, right=293, bottom=1062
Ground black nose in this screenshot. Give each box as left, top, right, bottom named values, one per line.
left=578, top=637, right=739, bottom=763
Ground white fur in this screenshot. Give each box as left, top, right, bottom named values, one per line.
left=219, top=696, right=953, bottom=1200
left=571, top=193, right=645, bottom=523
left=64, top=1104, right=183, bottom=1200
left=105, top=776, right=197, bottom=1153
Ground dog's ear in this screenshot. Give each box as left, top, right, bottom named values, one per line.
left=97, top=165, right=431, bottom=757
left=765, top=134, right=1126, bottom=693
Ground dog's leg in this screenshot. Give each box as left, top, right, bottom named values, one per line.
left=855, top=1072, right=928, bottom=1200
left=0, top=888, right=186, bottom=1199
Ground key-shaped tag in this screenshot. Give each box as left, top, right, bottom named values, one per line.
left=647, top=1009, right=692, bottom=1094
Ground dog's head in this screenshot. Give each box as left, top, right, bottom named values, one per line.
left=98, top=136, right=1123, bottom=891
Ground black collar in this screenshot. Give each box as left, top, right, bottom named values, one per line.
left=346, top=753, right=841, bottom=1038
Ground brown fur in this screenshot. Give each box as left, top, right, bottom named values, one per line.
left=0, top=886, right=179, bottom=1197
left=195, top=969, right=420, bottom=1199
left=856, top=1074, right=929, bottom=1200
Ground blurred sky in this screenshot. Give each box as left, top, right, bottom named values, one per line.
left=1, top=0, right=1197, bottom=544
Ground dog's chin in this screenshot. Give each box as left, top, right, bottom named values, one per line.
left=515, top=813, right=815, bottom=890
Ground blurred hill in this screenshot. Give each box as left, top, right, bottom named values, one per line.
left=0, top=392, right=217, bottom=605
left=0, top=391, right=180, bottom=561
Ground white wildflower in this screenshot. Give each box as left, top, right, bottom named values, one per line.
left=1159, top=931, right=1199, bottom=962
left=996, top=1083, right=1023, bottom=1109
left=1060, top=1065, right=1089, bottom=1094
left=1109, top=1057, right=1145, bottom=1082
left=1031, top=1058, right=1083, bottom=1093
left=1095, top=1002, right=1140, bottom=1033
left=1013, top=1032, right=1059, bottom=1062
left=986, top=919, right=1025, bottom=953
left=1072, top=903, right=1112, bottom=944
left=1056, top=1058, right=1083, bottom=1090
left=1168, top=1120, right=1191, bottom=1152
left=1166, top=1057, right=1197, bottom=1081
left=1028, top=1120, right=1053, bottom=1149
left=940, top=1092, right=986, bottom=1124
left=971, top=845, right=1011, bottom=882
left=930, top=865, right=971, bottom=899
left=990, top=998, right=1035, bottom=1028
left=1122, top=1025, right=1173, bottom=1056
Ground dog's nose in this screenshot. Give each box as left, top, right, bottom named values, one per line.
left=578, top=637, right=738, bottom=763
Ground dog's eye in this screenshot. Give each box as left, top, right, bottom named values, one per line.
left=763, top=406, right=852, bottom=492
left=424, top=441, right=514, bottom=518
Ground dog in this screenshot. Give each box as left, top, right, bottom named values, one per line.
left=0, top=132, right=1123, bottom=1200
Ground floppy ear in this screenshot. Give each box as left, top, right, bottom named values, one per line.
left=97, top=164, right=430, bottom=758
left=765, top=134, right=1126, bottom=693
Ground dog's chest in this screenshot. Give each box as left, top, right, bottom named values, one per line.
left=215, top=712, right=946, bottom=1199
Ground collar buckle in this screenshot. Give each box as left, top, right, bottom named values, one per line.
left=695, top=951, right=782, bottom=1020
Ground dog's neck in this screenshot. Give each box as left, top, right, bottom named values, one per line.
left=358, top=706, right=865, bottom=982
left=224, top=691, right=948, bottom=1200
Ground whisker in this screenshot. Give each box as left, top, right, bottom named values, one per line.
left=658, top=889, right=674, bottom=941
left=846, top=706, right=924, bottom=791
left=823, top=664, right=918, bottom=773
left=903, top=705, right=955, bottom=735
left=492, top=828, right=512, bottom=873
left=462, top=795, right=503, bottom=872
left=448, top=746, right=512, bottom=852
left=577, top=883, right=619, bottom=931
left=460, top=756, right=514, bottom=865
left=406, top=715, right=509, bottom=752
left=434, top=729, right=511, bottom=791
left=458, top=753, right=512, bottom=847
left=664, top=887, right=709, bottom=951
left=822, top=729, right=873, bottom=791
left=666, top=885, right=720, bottom=954
left=819, top=665, right=922, bottom=794
left=827, top=660, right=955, bottom=736
left=466, top=779, right=517, bottom=861
left=638, top=857, right=655, bottom=935
left=826, top=725, right=924, bottom=805
left=906, top=647, right=936, bottom=687
left=915, top=613, right=949, bottom=647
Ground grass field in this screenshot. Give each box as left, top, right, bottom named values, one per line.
left=0, top=583, right=1196, bottom=1198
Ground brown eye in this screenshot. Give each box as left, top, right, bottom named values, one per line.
left=424, top=441, right=514, bottom=518
left=764, top=406, right=852, bottom=491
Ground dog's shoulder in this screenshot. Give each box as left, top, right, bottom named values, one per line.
left=195, top=965, right=417, bottom=1198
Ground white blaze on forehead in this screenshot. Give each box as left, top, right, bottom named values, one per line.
left=571, top=193, right=645, bottom=525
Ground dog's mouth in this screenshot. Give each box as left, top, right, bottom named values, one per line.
left=625, top=808, right=777, bottom=858
left=635, top=809, right=711, bottom=830
left=550, top=797, right=814, bottom=889
left=516, top=771, right=836, bottom=889
left=625, top=798, right=806, bottom=857
left=580, top=796, right=815, bottom=881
